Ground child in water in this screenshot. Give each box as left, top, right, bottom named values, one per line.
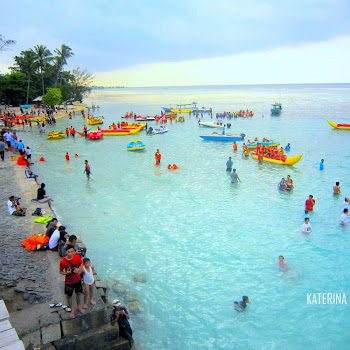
left=278, top=255, right=289, bottom=272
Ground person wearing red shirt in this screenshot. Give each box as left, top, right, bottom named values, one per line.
left=59, top=246, right=85, bottom=318
left=305, top=195, right=316, bottom=214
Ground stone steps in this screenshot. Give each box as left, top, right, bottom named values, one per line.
left=0, top=300, right=25, bottom=350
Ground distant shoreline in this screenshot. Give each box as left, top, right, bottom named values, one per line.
left=92, top=82, right=350, bottom=89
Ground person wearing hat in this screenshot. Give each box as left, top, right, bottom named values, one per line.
left=7, top=196, right=26, bottom=216
left=49, top=225, right=69, bottom=251
left=110, top=299, right=133, bottom=347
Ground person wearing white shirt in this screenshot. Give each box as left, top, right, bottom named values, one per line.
left=48, top=226, right=68, bottom=250
left=340, top=209, right=349, bottom=226
left=302, top=217, right=312, bottom=234
left=342, top=198, right=350, bottom=211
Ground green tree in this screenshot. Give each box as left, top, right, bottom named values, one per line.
left=33, top=44, right=53, bottom=96
left=0, top=35, right=16, bottom=51
left=0, top=72, right=27, bottom=105
left=42, top=87, right=62, bottom=107
left=12, top=50, right=38, bottom=104
left=54, top=44, right=74, bottom=85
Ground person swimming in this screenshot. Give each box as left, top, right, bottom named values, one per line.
left=278, top=255, right=289, bottom=272
left=234, top=296, right=250, bottom=312
left=285, top=143, right=291, bottom=152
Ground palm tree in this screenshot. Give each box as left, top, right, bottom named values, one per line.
left=13, top=50, right=38, bottom=104
left=33, top=45, right=52, bottom=95
left=0, top=35, right=16, bottom=51
left=54, top=44, right=74, bottom=85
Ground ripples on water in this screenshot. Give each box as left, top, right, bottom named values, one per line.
left=24, top=85, right=350, bottom=349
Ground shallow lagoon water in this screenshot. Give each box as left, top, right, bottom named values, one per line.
left=21, top=85, right=350, bottom=349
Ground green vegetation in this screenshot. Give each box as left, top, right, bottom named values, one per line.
left=42, top=88, right=62, bottom=107
left=0, top=38, right=94, bottom=106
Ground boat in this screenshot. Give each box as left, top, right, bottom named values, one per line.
left=87, top=117, right=103, bottom=125
left=199, top=121, right=223, bottom=128
left=100, top=127, right=142, bottom=136
left=246, top=141, right=280, bottom=150
left=136, top=116, right=155, bottom=121
left=327, top=120, right=350, bottom=130
left=147, top=127, right=169, bottom=135
left=271, top=103, right=282, bottom=115
left=251, top=151, right=302, bottom=166
left=200, top=132, right=245, bottom=141
left=127, top=140, right=146, bottom=151
left=162, top=102, right=199, bottom=113
left=87, top=131, right=103, bottom=140
left=47, top=131, right=65, bottom=140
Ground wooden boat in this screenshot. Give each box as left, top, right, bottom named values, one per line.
left=327, top=120, right=350, bottom=130
left=200, top=133, right=245, bottom=141
left=271, top=103, right=282, bottom=115
left=251, top=152, right=302, bottom=166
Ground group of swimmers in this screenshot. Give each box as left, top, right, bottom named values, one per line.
left=277, top=175, right=294, bottom=191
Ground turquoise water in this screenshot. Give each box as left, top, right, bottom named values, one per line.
left=20, top=85, right=350, bottom=349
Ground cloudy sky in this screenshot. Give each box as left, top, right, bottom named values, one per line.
left=1, top=0, right=349, bottom=86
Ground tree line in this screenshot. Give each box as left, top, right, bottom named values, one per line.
left=0, top=35, right=94, bottom=106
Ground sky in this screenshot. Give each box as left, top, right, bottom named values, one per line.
left=0, top=0, right=349, bottom=86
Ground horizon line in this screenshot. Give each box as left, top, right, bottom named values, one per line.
left=92, top=82, right=350, bottom=89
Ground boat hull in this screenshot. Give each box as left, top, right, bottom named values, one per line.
left=200, top=134, right=244, bottom=141
left=251, top=153, right=302, bottom=165
left=328, top=120, right=350, bottom=130
left=199, top=122, right=222, bottom=128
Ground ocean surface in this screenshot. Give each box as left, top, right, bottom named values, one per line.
left=21, top=84, right=350, bottom=349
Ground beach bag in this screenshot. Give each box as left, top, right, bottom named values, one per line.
left=32, top=208, right=43, bottom=216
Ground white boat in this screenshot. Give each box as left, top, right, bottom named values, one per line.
left=199, top=121, right=223, bottom=128
left=147, top=127, right=169, bottom=135
left=136, top=116, right=155, bottom=121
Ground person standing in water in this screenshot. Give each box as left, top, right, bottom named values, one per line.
left=65, top=152, right=70, bottom=161
left=333, top=182, right=341, bottom=194
left=155, top=149, right=161, bottom=166
left=231, top=169, right=241, bottom=183
left=302, top=217, right=312, bottom=234
left=305, top=195, right=315, bottom=213
left=84, top=160, right=91, bottom=180
left=319, top=159, right=324, bottom=170
left=226, top=157, right=233, bottom=172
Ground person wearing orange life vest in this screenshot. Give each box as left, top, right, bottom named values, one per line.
left=167, top=164, right=172, bottom=170
left=65, top=152, right=70, bottom=161
left=233, top=142, right=238, bottom=151
left=155, top=149, right=161, bottom=165
left=172, top=164, right=178, bottom=170
left=66, top=128, right=69, bottom=138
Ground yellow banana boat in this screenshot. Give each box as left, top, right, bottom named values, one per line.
left=251, top=153, right=302, bottom=166
left=328, top=120, right=350, bottom=130
left=87, top=117, right=103, bottom=125
left=47, top=132, right=65, bottom=139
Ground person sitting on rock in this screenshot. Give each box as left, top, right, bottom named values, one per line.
left=62, top=235, right=85, bottom=257
left=25, top=164, right=39, bottom=185
left=46, top=218, right=58, bottom=238
left=7, top=196, right=26, bottom=216
left=49, top=225, right=69, bottom=251
left=110, top=299, right=134, bottom=347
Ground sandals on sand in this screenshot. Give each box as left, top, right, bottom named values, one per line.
left=49, top=302, right=62, bottom=308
